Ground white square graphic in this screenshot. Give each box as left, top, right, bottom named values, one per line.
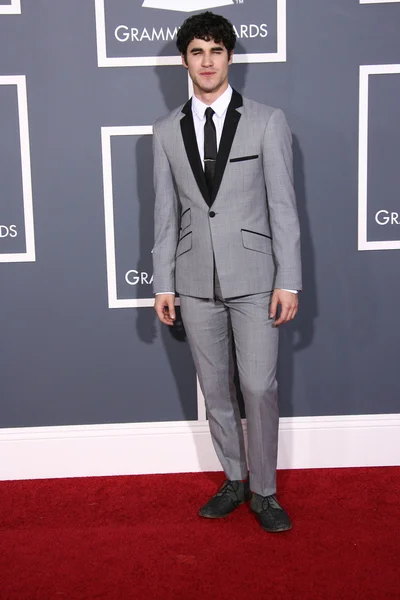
left=101, top=126, right=157, bottom=308
left=0, top=0, right=21, bottom=14
left=0, top=76, right=35, bottom=263
left=143, top=0, right=233, bottom=9
left=358, top=64, right=400, bottom=251
left=95, top=0, right=287, bottom=67
left=101, top=126, right=201, bottom=416
left=360, top=1, right=400, bottom=4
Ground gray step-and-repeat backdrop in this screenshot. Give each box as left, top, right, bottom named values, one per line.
left=1, top=0, right=399, bottom=429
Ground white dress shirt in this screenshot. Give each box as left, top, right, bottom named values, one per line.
left=192, top=84, right=233, bottom=163
left=157, top=85, right=297, bottom=295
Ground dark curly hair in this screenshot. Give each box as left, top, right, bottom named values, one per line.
left=177, top=11, right=236, bottom=62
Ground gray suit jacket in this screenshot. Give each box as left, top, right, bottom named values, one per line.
left=152, top=89, right=302, bottom=299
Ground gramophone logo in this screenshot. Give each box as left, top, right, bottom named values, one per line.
left=142, top=0, right=234, bottom=11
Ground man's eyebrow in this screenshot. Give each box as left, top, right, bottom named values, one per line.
left=189, top=45, right=224, bottom=52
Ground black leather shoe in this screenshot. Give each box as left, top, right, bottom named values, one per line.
left=251, top=493, right=292, bottom=532
left=198, top=479, right=251, bottom=518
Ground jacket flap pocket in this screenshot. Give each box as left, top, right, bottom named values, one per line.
left=241, top=229, right=272, bottom=255
left=180, top=207, right=191, bottom=231
left=176, top=231, right=192, bottom=258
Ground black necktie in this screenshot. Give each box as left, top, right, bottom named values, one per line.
left=204, top=107, right=217, bottom=197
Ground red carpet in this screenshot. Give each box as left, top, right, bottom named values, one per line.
left=0, top=467, right=399, bottom=600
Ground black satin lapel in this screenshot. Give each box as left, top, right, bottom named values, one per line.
left=180, top=102, right=210, bottom=205
left=211, top=90, right=243, bottom=204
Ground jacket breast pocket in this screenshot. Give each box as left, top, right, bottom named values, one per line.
left=230, top=155, right=259, bottom=163
left=180, top=207, right=191, bottom=232
left=176, top=231, right=192, bottom=258
left=241, top=229, right=272, bottom=255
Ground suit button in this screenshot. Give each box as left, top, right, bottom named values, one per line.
left=209, top=211, right=216, bottom=218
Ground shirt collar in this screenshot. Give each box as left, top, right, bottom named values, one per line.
left=192, top=84, right=233, bottom=120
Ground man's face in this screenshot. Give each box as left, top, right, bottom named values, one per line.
left=182, top=37, right=233, bottom=95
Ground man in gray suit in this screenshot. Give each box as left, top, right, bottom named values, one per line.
left=152, top=12, right=302, bottom=532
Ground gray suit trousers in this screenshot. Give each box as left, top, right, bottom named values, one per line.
left=179, top=272, right=279, bottom=497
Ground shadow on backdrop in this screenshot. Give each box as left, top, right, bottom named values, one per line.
left=276, top=133, right=317, bottom=470
left=134, top=133, right=197, bottom=422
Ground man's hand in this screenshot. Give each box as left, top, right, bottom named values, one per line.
left=154, top=294, right=176, bottom=326
left=270, top=289, right=298, bottom=326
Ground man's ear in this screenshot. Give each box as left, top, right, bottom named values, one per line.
left=181, top=54, right=188, bottom=68
left=228, top=50, right=234, bottom=65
